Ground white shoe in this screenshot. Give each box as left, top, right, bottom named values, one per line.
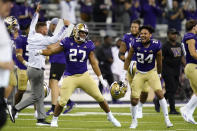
left=51, top=120, right=58, bottom=127
left=34, top=111, right=38, bottom=118
left=180, top=107, right=189, bottom=122
left=165, top=118, right=173, bottom=128
left=187, top=115, right=197, bottom=124
left=137, top=107, right=143, bottom=118
left=130, top=119, right=138, bottom=129
left=107, top=116, right=121, bottom=127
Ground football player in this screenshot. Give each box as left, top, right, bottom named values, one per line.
left=123, top=25, right=173, bottom=128
left=37, top=23, right=121, bottom=128
left=180, top=19, right=197, bottom=124
left=46, top=18, right=75, bottom=115
left=119, top=19, right=149, bottom=118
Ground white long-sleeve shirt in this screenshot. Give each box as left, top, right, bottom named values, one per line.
left=0, top=17, right=12, bottom=87
left=27, top=13, right=74, bottom=69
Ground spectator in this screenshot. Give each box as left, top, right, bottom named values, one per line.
left=162, top=28, right=186, bottom=114
left=128, top=0, right=141, bottom=23
left=93, top=0, right=109, bottom=22
left=79, top=0, right=93, bottom=22
left=59, top=0, right=77, bottom=24
left=183, top=0, right=197, bottom=20
left=166, top=0, right=184, bottom=32
left=142, top=0, right=162, bottom=29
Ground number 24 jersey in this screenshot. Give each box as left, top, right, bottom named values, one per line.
left=132, top=38, right=161, bottom=72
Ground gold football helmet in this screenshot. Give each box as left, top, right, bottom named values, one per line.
left=4, top=16, right=19, bottom=33
left=110, top=81, right=127, bottom=99
left=43, top=82, right=50, bottom=98
left=73, top=23, right=88, bottom=42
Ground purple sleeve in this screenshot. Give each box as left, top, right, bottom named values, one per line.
left=15, top=37, right=22, bottom=49
left=184, top=33, right=195, bottom=41
left=156, top=41, right=162, bottom=52
left=89, top=41, right=95, bottom=51
left=60, top=37, right=69, bottom=49
left=122, top=34, right=127, bottom=43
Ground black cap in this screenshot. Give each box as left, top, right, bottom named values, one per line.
left=167, top=28, right=178, bottom=34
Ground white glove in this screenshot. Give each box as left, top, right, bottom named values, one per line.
left=98, top=75, right=108, bottom=88
left=120, top=70, right=127, bottom=83
left=35, top=50, right=42, bottom=56
left=22, top=60, right=29, bottom=67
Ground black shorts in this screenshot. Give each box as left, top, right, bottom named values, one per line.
left=49, top=63, right=66, bottom=81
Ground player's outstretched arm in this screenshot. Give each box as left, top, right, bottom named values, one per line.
left=39, top=42, right=64, bottom=56
left=187, top=39, right=197, bottom=60
left=156, top=50, right=162, bottom=74
left=89, top=51, right=108, bottom=87
left=118, top=41, right=127, bottom=62
left=124, top=46, right=134, bottom=70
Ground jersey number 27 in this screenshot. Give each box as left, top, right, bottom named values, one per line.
left=69, top=49, right=86, bottom=62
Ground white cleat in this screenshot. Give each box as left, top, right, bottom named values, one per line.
left=107, top=116, right=121, bottom=127
left=165, top=119, right=173, bottom=128
left=130, top=119, right=138, bottom=129
left=180, top=107, right=189, bottom=122
left=51, top=120, right=58, bottom=127
left=137, top=107, right=143, bottom=118
left=187, top=115, right=197, bottom=124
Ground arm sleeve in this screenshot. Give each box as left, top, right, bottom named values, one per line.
left=42, top=24, right=74, bottom=46
left=28, top=13, right=39, bottom=36
left=15, top=37, right=22, bottom=49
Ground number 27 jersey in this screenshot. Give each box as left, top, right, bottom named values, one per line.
left=60, top=37, right=95, bottom=76
left=132, top=38, right=161, bottom=72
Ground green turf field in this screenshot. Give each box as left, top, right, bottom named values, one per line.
left=2, top=106, right=197, bottom=131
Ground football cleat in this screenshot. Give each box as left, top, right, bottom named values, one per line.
left=51, top=119, right=58, bottom=127
left=165, top=118, right=173, bottom=128
left=130, top=119, right=138, bottom=129
left=180, top=107, right=189, bottom=122
left=107, top=116, right=121, bottom=127
left=36, top=119, right=50, bottom=126
left=63, top=101, right=75, bottom=114
left=110, top=81, right=127, bottom=99
left=187, top=115, right=197, bottom=124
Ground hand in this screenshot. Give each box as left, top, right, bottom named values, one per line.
left=98, top=75, right=108, bottom=88
left=36, top=3, right=41, bottom=13
left=22, top=60, right=29, bottom=67
left=120, top=70, right=127, bottom=83
left=63, top=19, right=70, bottom=26
left=35, top=50, right=42, bottom=56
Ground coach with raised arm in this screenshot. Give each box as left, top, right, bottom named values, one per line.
left=11, top=3, right=74, bottom=126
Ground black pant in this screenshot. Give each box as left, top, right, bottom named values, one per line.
left=0, top=88, right=7, bottom=129
left=163, top=75, right=179, bottom=111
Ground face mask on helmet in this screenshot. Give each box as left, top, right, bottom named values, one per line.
left=110, top=81, right=127, bottom=99
left=4, top=16, right=20, bottom=33
left=74, top=23, right=88, bottom=42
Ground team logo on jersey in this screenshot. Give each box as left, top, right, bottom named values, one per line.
left=70, top=43, right=74, bottom=46
left=130, top=38, right=133, bottom=41
left=149, top=50, right=153, bottom=53
left=77, top=45, right=80, bottom=48
left=137, top=47, right=141, bottom=51
left=144, top=50, right=147, bottom=52
left=83, top=46, right=87, bottom=48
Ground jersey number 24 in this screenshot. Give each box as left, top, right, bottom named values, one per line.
left=136, top=53, right=153, bottom=64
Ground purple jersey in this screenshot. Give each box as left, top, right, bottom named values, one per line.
left=60, top=37, right=95, bottom=76
left=132, top=38, right=161, bottom=72
left=15, top=35, right=28, bottom=70
left=122, top=33, right=137, bottom=61
left=182, top=33, right=197, bottom=64
left=49, top=52, right=66, bottom=64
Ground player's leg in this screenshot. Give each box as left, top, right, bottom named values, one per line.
left=130, top=72, right=144, bottom=128
left=79, top=72, right=121, bottom=127
left=180, top=64, right=197, bottom=124
left=148, top=70, right=173, bottom=128
left=51, top=76, right=76, bottom=127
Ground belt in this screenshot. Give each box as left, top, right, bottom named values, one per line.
left=30, top=66, right=45, bottom=71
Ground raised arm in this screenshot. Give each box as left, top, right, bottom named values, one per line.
left=124, top=46, right=134, bottom=70
left=119, top=41, right=127, bottom=62
left=29, top=3, right=41, bottom=36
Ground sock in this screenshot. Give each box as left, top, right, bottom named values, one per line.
left=107, top=111, right=114, bottom=119
left=138, top=102, right=143, bottom=110
left=131, top=105, right=137, bottom=120
left=186, top=95, right=197, bottom=115
left=4, top=98, right=7, bottom=103
left=52, top=104, right=55, bottom=111
left=159, top=98, right=169, bottom=120
left=52, top=116, right=58, bottom=121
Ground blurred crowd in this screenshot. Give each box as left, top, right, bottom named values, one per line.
left=11, top=0, right=197, bottom=32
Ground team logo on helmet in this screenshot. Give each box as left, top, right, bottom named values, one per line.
left=4, top=16, right=19, bottom=33
left=73, top=23, right=88, bottom=42
left=110, top=81, right=127, bottom=99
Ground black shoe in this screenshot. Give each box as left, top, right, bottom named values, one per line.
left=10, top=106, right=17, bottom=123
left=169, top=110, right=180, bottom=115
left=153, top=98, right=160, bottom=112
left=36, top=119, right=51, bottom=126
